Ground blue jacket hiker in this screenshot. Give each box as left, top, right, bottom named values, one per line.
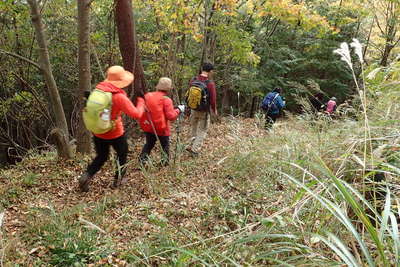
left=261, top=87, right=285, bottom=129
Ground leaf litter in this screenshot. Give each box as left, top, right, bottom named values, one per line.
left=0, top=116, right=279, bottom=264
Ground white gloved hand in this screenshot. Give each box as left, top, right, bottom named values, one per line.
left=177, top=105, right=185, bottom=113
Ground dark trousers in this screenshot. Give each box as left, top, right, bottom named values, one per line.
left=86, top=134, right=128, bottom=179
left=139, top=132, right=170, bottom=165
left=265, top=113, right=280, bottom=129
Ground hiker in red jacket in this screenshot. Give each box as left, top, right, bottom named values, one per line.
left=79, top=65, right=145, bottom=192
left=138, top=77, right=184, bottom=166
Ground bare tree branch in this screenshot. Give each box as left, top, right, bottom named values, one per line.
left=0, top=49, right=42, bottom=70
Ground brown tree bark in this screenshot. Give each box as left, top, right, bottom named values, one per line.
left=27, top=0, right=73, bottom=159
left=380, top=43, right=395, bottom=67
left=76, top=0, right=92, bottom=154
left=374, top=0, right=400, bottom=66
left=221, top=84, right=230, bottom=114
left=363, top=17, right=375, bottom=64
left=249, top=96, right=258, bottom=118
left=114, top=0, right=147, bottom=97
left=200, top=0, right=216, bottom=71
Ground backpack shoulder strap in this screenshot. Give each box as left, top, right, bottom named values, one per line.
left=190, top=76, right=197, bottom=85
left=270, top=93, right=279, bottom=105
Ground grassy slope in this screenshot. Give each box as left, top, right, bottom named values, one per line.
left=0, top=89, right=399, bottom=266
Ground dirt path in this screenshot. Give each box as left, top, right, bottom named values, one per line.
left=1, top=117, right=270, bottom=263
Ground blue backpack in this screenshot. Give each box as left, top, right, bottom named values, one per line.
left=261, top=92, right=279, bottom=112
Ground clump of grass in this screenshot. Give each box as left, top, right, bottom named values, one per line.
left=22, top=204, right=114, bottom=266
left=21, top=172, right=39, bottom=187
left=0, top=186, right=23, bottom=208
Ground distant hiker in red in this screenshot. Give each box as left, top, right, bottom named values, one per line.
left=79, top=66, right=145, bottom=192
left=138, top=77, right=184, bottom=166
left=185, top=62, right=217, bottom=156
left=325, top=97, right=337, bottom=114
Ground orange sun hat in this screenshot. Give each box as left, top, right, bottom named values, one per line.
left=104, top=65, right=134, bottom=88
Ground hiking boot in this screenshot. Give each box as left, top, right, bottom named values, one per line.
left=111, top=177, right=120, bottom=189
left=78, top=172, right=92, bottom=192
left=186, top=147, right=199, bottom=157
left=111, top=176, right=128, bottom=189
left=111, top=168, right=127, bottom=189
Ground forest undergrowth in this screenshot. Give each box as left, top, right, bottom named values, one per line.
left=0, top=86, right=399, bottom=266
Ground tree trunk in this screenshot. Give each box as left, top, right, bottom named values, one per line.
left=363, top=17, right=374, bottom=64
left=176, top=34, right=187, bottom=95
left=200, top=1, right=217, bottom=70
left=221, top=84, right=230, bottom=114
left=378, top=2, right=398, bottom=67
left=166, top=33, right=182, bottom=103
left=76, top=0, right=92, bottom=154
left=114, top=0, right=146, bottom=97
left=50, top=129, right=73, bottom=160
left=249, top=96, right=258, bottom=118
left=379, top=43, right=394, bottom=67
left=200, top=0, right=209, bottom=71
left=27, top=0, right=72, bottom=159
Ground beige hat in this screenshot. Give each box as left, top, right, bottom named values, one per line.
left=104, top=65, right=134, bottom=88
left=155, top=77, right=172, bottom=91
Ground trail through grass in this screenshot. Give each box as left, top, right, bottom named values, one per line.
left=0, top=101, right=399, bottom=266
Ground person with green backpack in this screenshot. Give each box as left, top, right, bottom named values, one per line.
left=79, top=65, right=145, bottom=192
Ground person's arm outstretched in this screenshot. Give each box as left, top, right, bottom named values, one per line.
left=115, top=94, right=145, bottom=119
left=163, top=97, right=180, bottom=121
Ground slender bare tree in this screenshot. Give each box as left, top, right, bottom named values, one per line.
left=368, top=0, right=400, bottom=66
left=27, top=0, right=73, bottom=158
left=76, top=0, right=92, bottom=154
left=114, top=0, right=147, bottom=97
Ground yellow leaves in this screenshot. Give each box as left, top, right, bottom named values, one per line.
left=256, top=0, right=333, bottom=34
left=138, top=0, right=197, bottom=35
left=215, top=0, right=238, bottom=10
left=193, top=33, right=204, bottom=43
left=140, top=40, right=160, bottom=54
left=246, top=0, right=255, bottom=11
left=215, top=0, right=240, bottom=16
left=156, top=10, right=166, bottom=17
left=262, top=0, right=305, bottom=19
left=257, top=10, right=267, bottom=17
left=247, top=52, right=261, bottom=67
left=213, top=24, right=259, bottom=66
left=183, top=19, right=191, bottom=28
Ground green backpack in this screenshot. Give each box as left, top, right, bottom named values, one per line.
left=82, top=89, right=113, bottom=134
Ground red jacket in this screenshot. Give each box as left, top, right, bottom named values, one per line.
left=94, top=82, right=145, bottom=139
left=191, top=74, right=217, bottom=113
left=139, top=91, right=180, bottom=136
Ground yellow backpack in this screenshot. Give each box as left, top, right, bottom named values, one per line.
left=185, top=79, right=210, bottom=111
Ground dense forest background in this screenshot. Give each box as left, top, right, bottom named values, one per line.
left=0, top=0, right=399, bottom=162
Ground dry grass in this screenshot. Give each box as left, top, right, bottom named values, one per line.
left=0, top=96, right=399, bottom=265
